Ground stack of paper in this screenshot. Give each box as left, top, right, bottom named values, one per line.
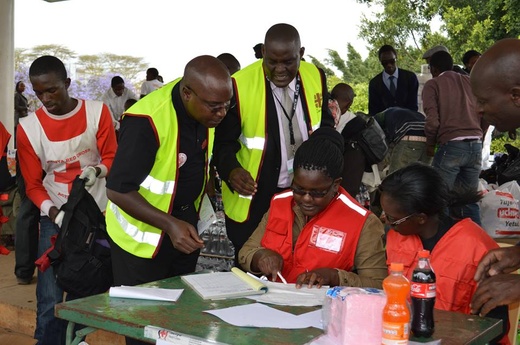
left=109, top=286, right=183, bottom=302
left=181, top=267, right=267, bottom=300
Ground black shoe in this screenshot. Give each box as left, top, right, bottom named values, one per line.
left=16, top=276, right=33, bottom=285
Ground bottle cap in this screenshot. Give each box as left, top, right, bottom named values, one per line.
left=390, top=262, right=404, bottom=271
left=418, top=250, right=430, bottom=258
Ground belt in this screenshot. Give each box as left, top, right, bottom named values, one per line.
left=461, top=138, right=482, bottom=143
left=401, top=135, right=427, bottom=142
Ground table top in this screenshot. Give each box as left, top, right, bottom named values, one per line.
left=56, top=276, right=322, bottom=344
left=55, top=276, right=503, bottom=345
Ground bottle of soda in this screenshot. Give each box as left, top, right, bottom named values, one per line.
left=411, top=249, right=436, bottom=338
left=382, top=262, right=410, bottom=345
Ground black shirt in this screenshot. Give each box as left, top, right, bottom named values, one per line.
left=106, top=83, right=207, bottom=212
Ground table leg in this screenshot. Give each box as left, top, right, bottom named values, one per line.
left=65, top=321, right=99, bottom=345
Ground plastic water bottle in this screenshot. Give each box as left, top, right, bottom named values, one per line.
left=411, top=250, right=436, bottom=338
left=382, top=262, right=410, bottom=345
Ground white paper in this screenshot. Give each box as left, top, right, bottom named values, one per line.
left=109, top=286, right=183, bottom=302
left=197, top=194, right=217, bottom=234
left=246, top=279, right=328, bottom=307
left=204, top=302, right=322, bottom=329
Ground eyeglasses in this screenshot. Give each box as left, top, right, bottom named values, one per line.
left=290, top=181, right=335, bottom=199
left=383, top=212, right=416, bottom=227
left=185, top=85, right=235, bottom=114
left=381, top=58, right=396, bottom=66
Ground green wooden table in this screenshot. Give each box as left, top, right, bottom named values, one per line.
left=55, top=276, right=503, bottom=345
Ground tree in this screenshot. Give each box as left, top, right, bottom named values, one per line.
left=15, top=44, right=146, bottom=105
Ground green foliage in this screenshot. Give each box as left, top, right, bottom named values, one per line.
left=491, top=129, right=520, bottom=154
left=441, top=6, right=495, bottom=63
left=351, top=83, right=369, bottom=114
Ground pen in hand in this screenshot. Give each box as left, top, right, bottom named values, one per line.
left=277, top=271, right=288, bottom=285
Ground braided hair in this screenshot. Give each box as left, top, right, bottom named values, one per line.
left=293, top=127, right=344, bottom=179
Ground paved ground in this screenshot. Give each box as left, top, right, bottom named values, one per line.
left=0, top=251, right=37, bottom=343
left=0, top=245, right=233, bottom=344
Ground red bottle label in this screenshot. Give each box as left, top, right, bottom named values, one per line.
left=410, top=282, right=436, bottom=298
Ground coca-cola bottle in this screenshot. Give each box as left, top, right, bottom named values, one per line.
left=411, top=249, right=436, bottom=338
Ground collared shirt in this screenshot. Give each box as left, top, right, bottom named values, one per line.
left=101, top=87, right=138, bottom=124
left=382, top=67, right=400, bottom=91
left=270, top=78, right=309, bottom=188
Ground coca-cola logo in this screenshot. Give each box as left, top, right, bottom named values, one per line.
left=411, top=284, right=421, bottom=292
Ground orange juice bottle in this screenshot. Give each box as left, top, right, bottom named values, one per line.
left=382, top=262, right=410, bottom=345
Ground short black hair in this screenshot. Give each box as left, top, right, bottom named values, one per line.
left=29, top=55, right=67, bottom=80
left=462, top=50, right=481, bottom=65
left=147, top=68, right=159, bottom=79
left=293, top=127, right=344, bottom=179
left=378, top=45, right=397, bottom=59
left=429, top=51, right=453, bottom=73
left=111, top=76, right=124, bottom=87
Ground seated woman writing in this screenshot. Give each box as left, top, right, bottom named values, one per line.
left=380, top=163, right=509, bottom=344
left=238, top=127, right=387, bottom=289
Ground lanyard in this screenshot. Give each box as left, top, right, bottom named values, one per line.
left=274, top=76, right=301, bottom=147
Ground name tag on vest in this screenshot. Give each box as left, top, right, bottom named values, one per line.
left=310, top=226, right=346, bottom=253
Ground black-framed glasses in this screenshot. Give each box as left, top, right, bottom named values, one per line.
left=290, top=181, right=335, bottom=199
left=185, top=85, right=235, bottom=114
left=383, top=212, right=416, bottom=227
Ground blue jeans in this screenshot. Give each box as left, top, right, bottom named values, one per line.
left=35, top=217, right=66, bottom=345
left=433, top=140, right=483, bottom=225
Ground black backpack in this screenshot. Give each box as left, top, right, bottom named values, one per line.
left=354, top=112, right=389, bottom=165
left=48, top=176, right=113, bottom=297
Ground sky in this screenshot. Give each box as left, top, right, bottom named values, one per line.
left=14, top=0, right=379, bottom=82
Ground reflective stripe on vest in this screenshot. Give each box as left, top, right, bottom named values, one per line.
left=222, top=60, right=325, bottom=223
left=338, top=194, right=368, bottom=216
left=261, top=187, right=367, bottom=283
left=106, top=79, right=213, bottom=258
left=140, top=175, right=175, bottom=195
left=239, top=133, right=265, bottom=150
left=109, top=202, right=161, bottom=247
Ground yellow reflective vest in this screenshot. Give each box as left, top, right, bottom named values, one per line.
left=223, top=60, right=324, bottom=223
left=106, top=79, right=213, bottom=258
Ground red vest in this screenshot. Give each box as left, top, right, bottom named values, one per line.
left=386, top=218, right=499, bottom=313
left=260, top=187, right=369, bottom=283
left=0, top=122, right=10, bottom=157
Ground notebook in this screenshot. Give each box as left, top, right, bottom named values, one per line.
left=181, top=267, right=268, bottom=300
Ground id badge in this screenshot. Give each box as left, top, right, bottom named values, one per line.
left=310, top=226, right=346, bottom=253
left=287, top=158, right=294, bottom=174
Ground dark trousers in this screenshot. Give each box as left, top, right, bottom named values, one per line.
left=110, top=206, right=200, bottom=345
left=340, top=142, right=367, bottom=197
left=14, top=169, right=40, bottom=280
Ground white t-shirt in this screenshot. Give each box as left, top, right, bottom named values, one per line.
left=101, top=87, right=137, bottom=124
left=140, top=79, right=164, bottom=97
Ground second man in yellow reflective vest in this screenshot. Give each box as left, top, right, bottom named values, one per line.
left=214, top=23, right=335, bottom=264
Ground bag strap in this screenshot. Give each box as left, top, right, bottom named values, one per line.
left=50, top=176, right=87, bottom=258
